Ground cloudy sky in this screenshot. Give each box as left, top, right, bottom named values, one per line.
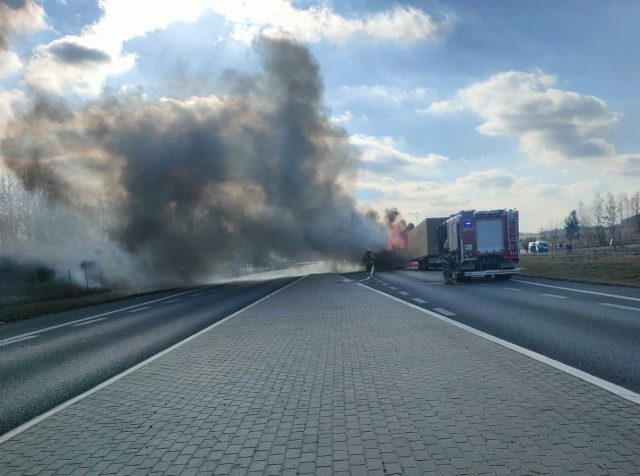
left=1, top=0, right=639, bottom=232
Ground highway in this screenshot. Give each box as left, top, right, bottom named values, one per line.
left=348, top=270, right=640, bottom=394
left=0, top=278, right=294, bottom=435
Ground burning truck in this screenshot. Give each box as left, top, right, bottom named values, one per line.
left=408, top=209, right=521, bottom=282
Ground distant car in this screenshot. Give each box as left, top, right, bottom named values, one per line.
left=535, top=240, right=549, bottom=252
left=528, top=242, right=537, bottom=253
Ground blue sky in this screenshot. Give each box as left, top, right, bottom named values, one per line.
left=1, top=0, right=639, bottom=231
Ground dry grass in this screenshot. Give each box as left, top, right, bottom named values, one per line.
left=519, top=252, right=640, bottom=287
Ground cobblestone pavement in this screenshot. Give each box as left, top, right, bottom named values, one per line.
left=1, top=274, right=639, bottom=475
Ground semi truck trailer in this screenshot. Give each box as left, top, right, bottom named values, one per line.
left=407, top=217, right=448, bottom=270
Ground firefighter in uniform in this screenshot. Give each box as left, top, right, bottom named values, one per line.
left=441, top=239, right=456, bottom=284
left=363, top=249, right=375, bottom=276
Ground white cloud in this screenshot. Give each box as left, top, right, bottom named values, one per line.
left=0, top=51, right=22, bottom=78
left=0, top=0, right=45, bottom=49
left=330, top=110, right=353, bottom=124
left=22, top=1, right=447, bottom=95
left=355, top=166, right=605, bottom=231
left=421, top=70, right=639, bottom=175
left=340, top=85, right=428, bottom=106
left=350, top=134, right=448, bottom=177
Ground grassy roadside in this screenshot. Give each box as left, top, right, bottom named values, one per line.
left=0, top=289, right=176, bottom=324
left=519, top=253, right=640, bottom=287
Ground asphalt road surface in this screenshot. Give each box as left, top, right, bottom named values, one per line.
left=347, top=270, right=640, bottom=394
left=0, top=278, right=294, bottom=435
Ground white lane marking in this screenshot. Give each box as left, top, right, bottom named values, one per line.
left=0, top=276, right=306, bottom=445
left=513, top=279, right=640, bottom=303
left=540, top=293, right=568, bottom=299
left=399, top=291, right=409, bottom=296
left=390, top=286, right=398, bottom=290
left=0, top=285, right=216, bottom=347
left=0, top=335, right=38, bottom=348
left=190, top=293, right=202, bottom=297
left=599, top=303, right=640, bottom=312
left=165, top=299, right=181, bottom=304
left=433, top=307, right=456, bottom=317
left=128, top=306, right=150, bottom=313
left=71, top=318, right=107, bottom=327
left=352, top=276, right=640, bottom=406
left=412, top=298, right=428, bottom=304
left=504, top=287, right=522, bottom=292
left=381, top=283, right=389, bottom=286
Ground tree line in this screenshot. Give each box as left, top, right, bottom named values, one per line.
left=536, top=191, right=640, bottom=250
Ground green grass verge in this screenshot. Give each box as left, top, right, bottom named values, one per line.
left=519, top=252, right=640, bottom=287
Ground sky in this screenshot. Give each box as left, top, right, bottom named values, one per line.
left=1, top=0, right=639, bottom=232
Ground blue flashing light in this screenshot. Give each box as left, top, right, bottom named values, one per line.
left=464, top=220, right=473, bottom=228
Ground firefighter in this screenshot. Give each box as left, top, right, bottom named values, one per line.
left=441, top=239, right=456, bottom=284
left=363, top=249, right=375, bottom=276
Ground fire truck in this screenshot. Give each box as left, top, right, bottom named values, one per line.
left=438, top=209, right=521, bottom=282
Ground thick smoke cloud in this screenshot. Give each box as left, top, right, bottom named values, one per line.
left=2, top=39, right=388, bottom=282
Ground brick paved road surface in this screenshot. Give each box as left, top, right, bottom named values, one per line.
left=1, top=274, right=639, bottom=475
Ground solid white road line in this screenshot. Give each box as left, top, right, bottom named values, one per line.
left=0, top=285, right=216, bottom=347
left=352, top=277, right=640, bottom=406
left=128, top=306, right=150, bottom=313
left=71, top=318, right=107, bottom=327
left=433, top=307, right=456, bottom=317
left=513, top=279, right=640, bottom=303
left=599, top=303, right=640, bottom=312
left=504, top=287, right=522, bottom=292
left=412, top=298, right=428, bottom=304
left=0, top=335, right=38, bottom=349
left=540, top=293, right=568, bottom=299
left=0, top=276, right=306, bottom=445
left=399, top=291, right=409, bottom=296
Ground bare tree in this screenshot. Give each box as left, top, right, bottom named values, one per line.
left=605, top=193, right=617, bottom=246
left=576, top=201, right=591, bottom=247
left=590, top=193, right=605, bottom=246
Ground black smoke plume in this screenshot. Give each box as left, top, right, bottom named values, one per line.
left=2, top=39, right=388, bottom=283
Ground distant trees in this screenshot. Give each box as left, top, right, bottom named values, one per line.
left=564, top=210, right=579, bottom=248
left=537, top=189, right=640, bottom=249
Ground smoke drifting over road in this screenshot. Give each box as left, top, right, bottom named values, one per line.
left=2, top=39, right=389, bottom=283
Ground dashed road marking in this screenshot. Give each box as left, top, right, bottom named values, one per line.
left=504, top=287, right=522, bottom=292
left=412, top=298, right=428, bottom=304
left=71, top=318, right=108, bottom=327
left=0, top=335, right=38, bottom=348
left=190, top=293, right=202, bottom=297
left=0, top=276, right=305, bottom=445
left=399, top=291, right=409, bottom=296
left=165, top=299, right=181, bottom=304
left=433, top=307, right=456, bottom=317
left=353, top=276, right=640, bottom=406
left=599, top=303, right=640, bottom=312
left=513, top=279, right=640, bottom=303
left=0, top=285, right=215, bottom=347
left=390, top=286, right=398, bottom=290
left=381, top=282, right=389, bottom=286
left=541, top=293, right=568, bottom=299
left=128, top=306, right=150, bottom=313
